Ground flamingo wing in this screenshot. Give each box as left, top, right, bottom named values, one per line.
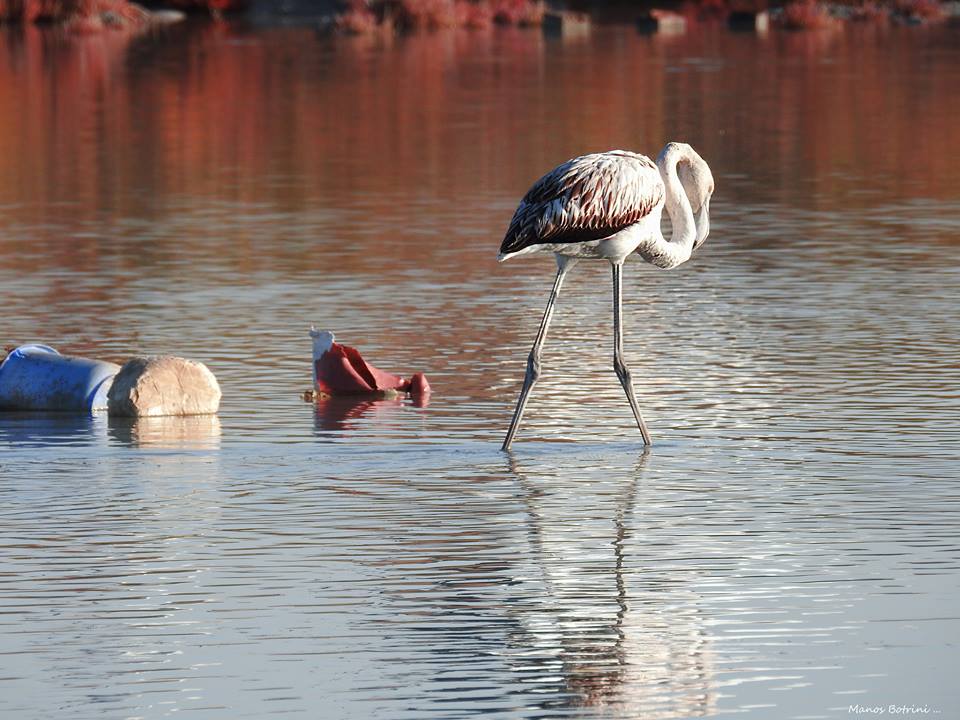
left=500, top=150, right=664, bottom=256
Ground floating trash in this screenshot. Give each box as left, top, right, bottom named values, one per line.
left=0, top=344, right=119, bottom=412
left=0, top=345, right=220, bottom=416
left=308, top=328, right=430, bottom=400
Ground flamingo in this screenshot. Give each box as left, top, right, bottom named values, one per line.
left=498, top=142, right=715, bottom=450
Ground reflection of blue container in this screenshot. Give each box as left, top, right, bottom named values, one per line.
left=0, top=345, right=120, bottom=412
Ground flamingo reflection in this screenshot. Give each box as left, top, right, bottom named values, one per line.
left=505, top=451, right=716, bottom=716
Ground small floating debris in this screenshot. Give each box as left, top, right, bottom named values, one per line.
left=0, top=344, right=221, bottom=416
left=0, top=344, right=118, bottom=412
left=307, top=328, right=430, bottom=401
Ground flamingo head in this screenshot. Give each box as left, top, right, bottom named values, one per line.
left=674, top=146, right=714, bottom=250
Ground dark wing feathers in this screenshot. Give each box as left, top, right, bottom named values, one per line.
left=500, top=151, right=664, bottom=256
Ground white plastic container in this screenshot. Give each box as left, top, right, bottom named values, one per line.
left=0, top=344, right=119, bottom=412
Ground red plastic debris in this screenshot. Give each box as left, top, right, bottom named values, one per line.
left=310, top=329, right=430, bottom=399
left=408, top=372, right=431, bottom=396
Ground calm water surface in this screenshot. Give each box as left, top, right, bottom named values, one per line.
left=1, top=18, right=959, bottom=720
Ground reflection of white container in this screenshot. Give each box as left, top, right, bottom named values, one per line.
left=0, top=345, right=119, bottom=412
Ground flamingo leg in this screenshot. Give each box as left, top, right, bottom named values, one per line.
left=502, top=256, right=577, bottom=451
left=612, top=262, right=652, bottom=446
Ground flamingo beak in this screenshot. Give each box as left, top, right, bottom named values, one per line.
left=693, top=197, right=710, bottom=250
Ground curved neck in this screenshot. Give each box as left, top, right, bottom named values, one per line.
left=636, top=146, right=697, bottom=269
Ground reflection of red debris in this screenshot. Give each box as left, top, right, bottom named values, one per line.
left=310, top=328, right=431, bottom=398
left=313, top=396, right=402, bottom=432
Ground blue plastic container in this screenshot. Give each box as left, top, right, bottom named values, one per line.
left=0, top=345, right=120, bottom=412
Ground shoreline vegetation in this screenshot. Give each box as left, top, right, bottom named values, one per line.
left=0, top=0, right=955, bottom=34
left=334, top=0, right=956, bottom=33
left=336, top=0, right=547, bottom=32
